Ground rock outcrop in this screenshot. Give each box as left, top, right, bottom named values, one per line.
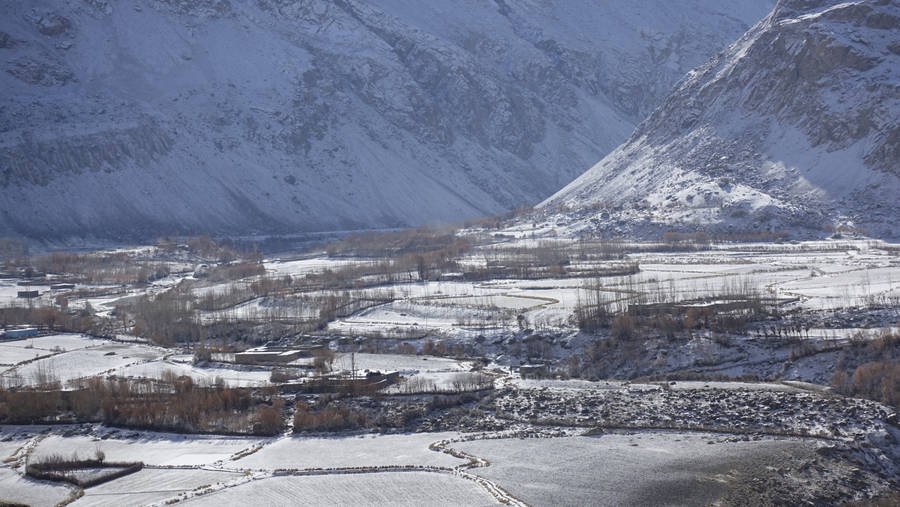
left=541, top=0, right=900, bottom=240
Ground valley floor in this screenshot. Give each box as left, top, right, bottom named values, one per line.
left=1, top=237, right=899, bottom=505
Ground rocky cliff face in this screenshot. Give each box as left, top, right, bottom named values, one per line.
left=0, top=0, right=770, bottom=241
left=541, top=0, right=900, bottom=239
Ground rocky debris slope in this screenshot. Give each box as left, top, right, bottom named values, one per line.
left=328, top=382, right=900, bottom=499
left=540, top=0, right=900, bottom=240
left=0, top=0, right=771, bottom=241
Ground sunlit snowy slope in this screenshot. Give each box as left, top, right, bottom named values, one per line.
left=541, top=0, right=900, bottom=240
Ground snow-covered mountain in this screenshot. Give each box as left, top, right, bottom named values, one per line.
left=540, top=0, right=900, bottom=240
left=0, top=0, right=771, bottom=241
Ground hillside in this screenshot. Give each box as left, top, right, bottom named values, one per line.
left=0, top=0, right=771, bottom=241
left=540, top=0, right=900, bottom=240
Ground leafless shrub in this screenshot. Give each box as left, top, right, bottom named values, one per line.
left=401, top=376, right=438, bottom=394
left=1, top=377, right=282, bottom=435
left=293, top=400, right=367, bottom=432
left=832, top=359, right=900, bottom=409
left=449, top=372, right=493, bottom=392
left=610, top=314, right=637, bottom=341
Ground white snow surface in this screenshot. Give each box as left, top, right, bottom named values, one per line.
left=33, top=432, right=265, bottom=467
left=0, top=334, right=110, bottom=366
left=0, top=468, right=74, bottom=507
left=229, top=432, right=464, bottom=470
left=539, top=0, right=900, bottom=240
left=0, top=0, right=771, bottom=240
left=181, top=471, right=499, bottom=507
left=454, top=433, right=820, bottom=507
left=1, top=342, right=167, bottom=387
left=72, top=468, right=243, bottom=507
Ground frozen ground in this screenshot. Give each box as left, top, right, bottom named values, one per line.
left=454, top=433, right=819, bottom=507
left=330, top=353, right=477, bottom=393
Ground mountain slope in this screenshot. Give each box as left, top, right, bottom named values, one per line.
left=0, top=0, right=771, bottom=241
left=541, top=0, right=900, bottom=239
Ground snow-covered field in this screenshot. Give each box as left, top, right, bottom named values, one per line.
left=112, top=360, right=273, bottom=387
left=0, top=467, right=75, bottom=507
left=0, top=279, right=52, bottom=307
left=33, top=432, right=264, bottom=467
left=1, top=339, right=283, bottom=388
left=332, top=353, right=470, bottom=375
left=0, top=334, right=112, bottom=367
left=454, top=433, right=819, bottom=507
left=0, top=241, right=897, bottom=505
left=1, top=424, right=864, bottom=507
left=182, top=471, right=499, bottom=506
left=2, top=366, right=896, bottom=507
left=1, top=342, right=167, bottom=387
left=329, top=353, right=477, bottom=393
left=230, top=432, right=463, bottom=470
left=264, top=258, right=368, bottom=277
left=73, top=468, right=244, bottom=507
left=315, top=240, right=900, bottom=341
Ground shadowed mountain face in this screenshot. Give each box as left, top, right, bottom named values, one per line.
left=542, top=0, right=900, bottom=240
left=0, top=0, right=770, bottom=241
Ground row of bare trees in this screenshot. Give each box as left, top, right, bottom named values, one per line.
left=0, top=376, right=284, bottom=435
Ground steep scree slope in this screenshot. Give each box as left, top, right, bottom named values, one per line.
left=0, top=0, right=770, bottom=240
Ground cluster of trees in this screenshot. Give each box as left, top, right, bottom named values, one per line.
left=127, top=287, right=202, bottom=346
left=462, top=205, right=533, bottom=230
left=293, top=399, right=367, bottom=432
left=202, top=261, right=265, bottom=282
left=291, top=390, right=489, bottom=433
left=320, top=227, right=472, bottom=284
left=661, top=230, right=788, bottom=245
left=831, top=332, right=900, bottom=409
left=325, top=227, right=469, bottom=258
left=831, top=361, right=899, bottom=409
left=0, top=376, right=284, bottom=435
left=470, top=242, right=637, bottom=281
left=577, top=301, right=768, bottom=340
left=26, top=454, right=143, bottom=489
left=0, top=305, right=109, bottom=337
left=401, top=372, right=493, bottom=394
left=29, top=252, right=170, bottom=284
left=576, top=270, right=769, bottom=337
left=305, top=254, right=458, bottom=288
left=157, top=235, right=260, bottom=264
left=193, top=274, right=289, bottom=312
left=0, top=238, right=27, bottom=268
